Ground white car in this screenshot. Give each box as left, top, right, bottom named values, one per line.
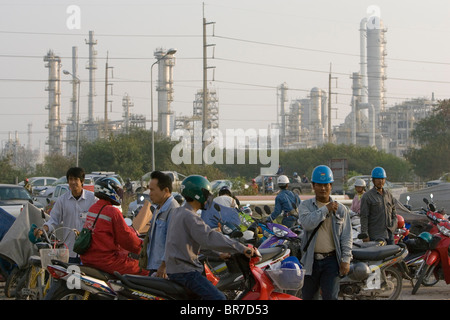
left=427, top=173, right=450, bottom=188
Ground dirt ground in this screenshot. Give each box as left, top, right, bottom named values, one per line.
left=1, top=279, right=448, bottom=301
left=400, top=279, right=450, bottom=300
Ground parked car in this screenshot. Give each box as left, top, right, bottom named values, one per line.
left=211, top=179, right=233, bottom=195
left=0, top=184, right=44, bottom=217
left=345, top=175, right=408, bottom=200
left=253, top=174, right=311, bottom=195
left=426, top=173, right=450, bottom=188
left=35, top=175, right=95, bottom=206
left=19, top=176, right=58, bottom=196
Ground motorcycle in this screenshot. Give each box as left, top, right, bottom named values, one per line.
left=254, top=205, right=303, bottom=255
left=44, top=217, right=140, bottom=300
left=202, top=204, right=292, bottom=298
left=108, top=247, right=302, bottom=300
left=339, top=238, right=409, bottom=300
left=45, top=260, right=117, bottom=300
left=411, top=219, right=450, bottom=295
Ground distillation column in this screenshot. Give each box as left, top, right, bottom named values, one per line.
left=44, top=50, right=63, bottom=155
left=155, top=48, right=176, bottom=137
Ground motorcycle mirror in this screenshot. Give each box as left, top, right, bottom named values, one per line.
left=406, top=195, right=410, bottom=202
left=423, top=198, right=429, bottom=204
left=124, top=218, right=133, bottom=226
left=214, top=203, right=221, bottom=212
left=430, top=193, right=434, bottom=200
left=254, top=206, right=262, bottom=215
left=263, top=205, right=271, bottom=215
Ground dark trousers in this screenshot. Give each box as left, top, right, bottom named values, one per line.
left=302, top=255, right=340, bottom=300
left=168, top=271, right=226, bottom=300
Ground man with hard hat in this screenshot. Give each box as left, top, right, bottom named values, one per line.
left=360, top=167, right=397, bottom=245
left=298, top=165, right=352, bottom=300
left=350, top=178, right=366, bottom=215
left=267, top=175, right=301, bottom=227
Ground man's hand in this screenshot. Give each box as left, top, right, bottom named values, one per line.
left=339, top=262, right=350, bottom=276
left=243, top=246, right=257, bottom=259
left=326, top=201, right=339, bottom=214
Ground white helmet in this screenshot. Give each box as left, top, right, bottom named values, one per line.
left=354, top=178, right=366, bottom=187
left=277, top=175, right=290, bottom=185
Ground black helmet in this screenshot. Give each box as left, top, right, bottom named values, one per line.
left=94, top=177, right=123, bottom=206
left=218, top=185, right=232, bottom=197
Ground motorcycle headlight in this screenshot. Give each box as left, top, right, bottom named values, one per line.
left=273, top=226, right=288, bottom=238
left=438, top=223, right=450, bottom=237
left=222, top=224, right=233, bottom=235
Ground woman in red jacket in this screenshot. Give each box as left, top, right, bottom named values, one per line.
left=80, top=176, right=148, bottom=276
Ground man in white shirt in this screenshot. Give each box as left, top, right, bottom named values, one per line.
left=37, top=167, right=97, bottom=263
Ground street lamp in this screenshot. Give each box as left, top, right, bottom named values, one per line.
left=150, top=48, right=177, bottom=172
left=63, top=70, right=81, bottom=167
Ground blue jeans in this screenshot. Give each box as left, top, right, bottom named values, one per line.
left=168, top=271, right=226, bottom=300
left=302, top=256, right=340, bottom=300
left=282, top=216, right=298, bottom=228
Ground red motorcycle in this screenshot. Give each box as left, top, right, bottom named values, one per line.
left=109, top=247, right=303, bottom=300
left=412, top=220, right=450, bottom=295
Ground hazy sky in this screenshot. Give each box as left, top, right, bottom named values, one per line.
left=1, top=0, right=449, bottom=154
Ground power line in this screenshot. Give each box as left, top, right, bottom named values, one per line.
left=213, top=34, right=450, bottom=66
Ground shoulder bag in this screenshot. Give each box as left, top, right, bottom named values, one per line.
left=73, top=205, right=106, bottom=255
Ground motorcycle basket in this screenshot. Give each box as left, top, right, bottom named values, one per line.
left=39, top=248, right=69, bottom=270
left=265, top=267, right=305, bottom=291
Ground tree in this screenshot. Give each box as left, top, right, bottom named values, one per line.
left=405, top=100, right=450, bottom=179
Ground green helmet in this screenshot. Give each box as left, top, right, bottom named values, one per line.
left=180, top=175, right=212, bottom=204
left=418, top=232, right=433, bottom=243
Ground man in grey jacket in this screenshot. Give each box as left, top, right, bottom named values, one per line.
left=298, top=165, right=352, bottom=300
left=164, top=175, right=255, bottom=300
left=360, top=167, right=398, bottom=245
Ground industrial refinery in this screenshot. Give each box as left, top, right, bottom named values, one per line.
left=1, top=13, right=438, bottom=163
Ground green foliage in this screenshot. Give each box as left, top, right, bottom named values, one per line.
left=405, top=100, right=450, bottom=179
left=0, top=155, right=23, bottom=184
left=279, top=143, right=412, bottom=181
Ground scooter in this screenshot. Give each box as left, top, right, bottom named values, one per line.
left=44, top=217, right=140, bottom=300
left=339, top=238, right=409, bottom=300
left=46, top=260, right=117, bottom=300
left=202, top=204, right=292, bottom=298
left=108, top=247, right=302, bottom=300
left=411, top=219, right=450, bottom=295
left=254, top=206, right=303, bottom=256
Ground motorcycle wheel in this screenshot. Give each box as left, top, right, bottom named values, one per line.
left=412, top=262, right=432, bottom=295
left=421, top=264, right=438, bottom=287
left=4, top=267, right=26, bottom=298
left=382, top=267, right=403, bottom=300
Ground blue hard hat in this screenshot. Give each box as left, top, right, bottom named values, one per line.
left=371, top=167, right=387, bottom=179
left=311, top=165, right=334, bottom=184
left=281, top=256, right=302, bottom=269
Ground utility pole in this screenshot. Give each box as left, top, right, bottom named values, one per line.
left=202, top=3, right=215, bottom=146
left=328, top=63, right=338, bottom=143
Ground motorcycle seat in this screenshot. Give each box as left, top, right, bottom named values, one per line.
left=50, top=260, right=116, bottom=281
left=352, top=245, right=401, bottom=261
left=80, top=265, right=116, bottom=281
left=121, top=274, right=195, bottom=300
